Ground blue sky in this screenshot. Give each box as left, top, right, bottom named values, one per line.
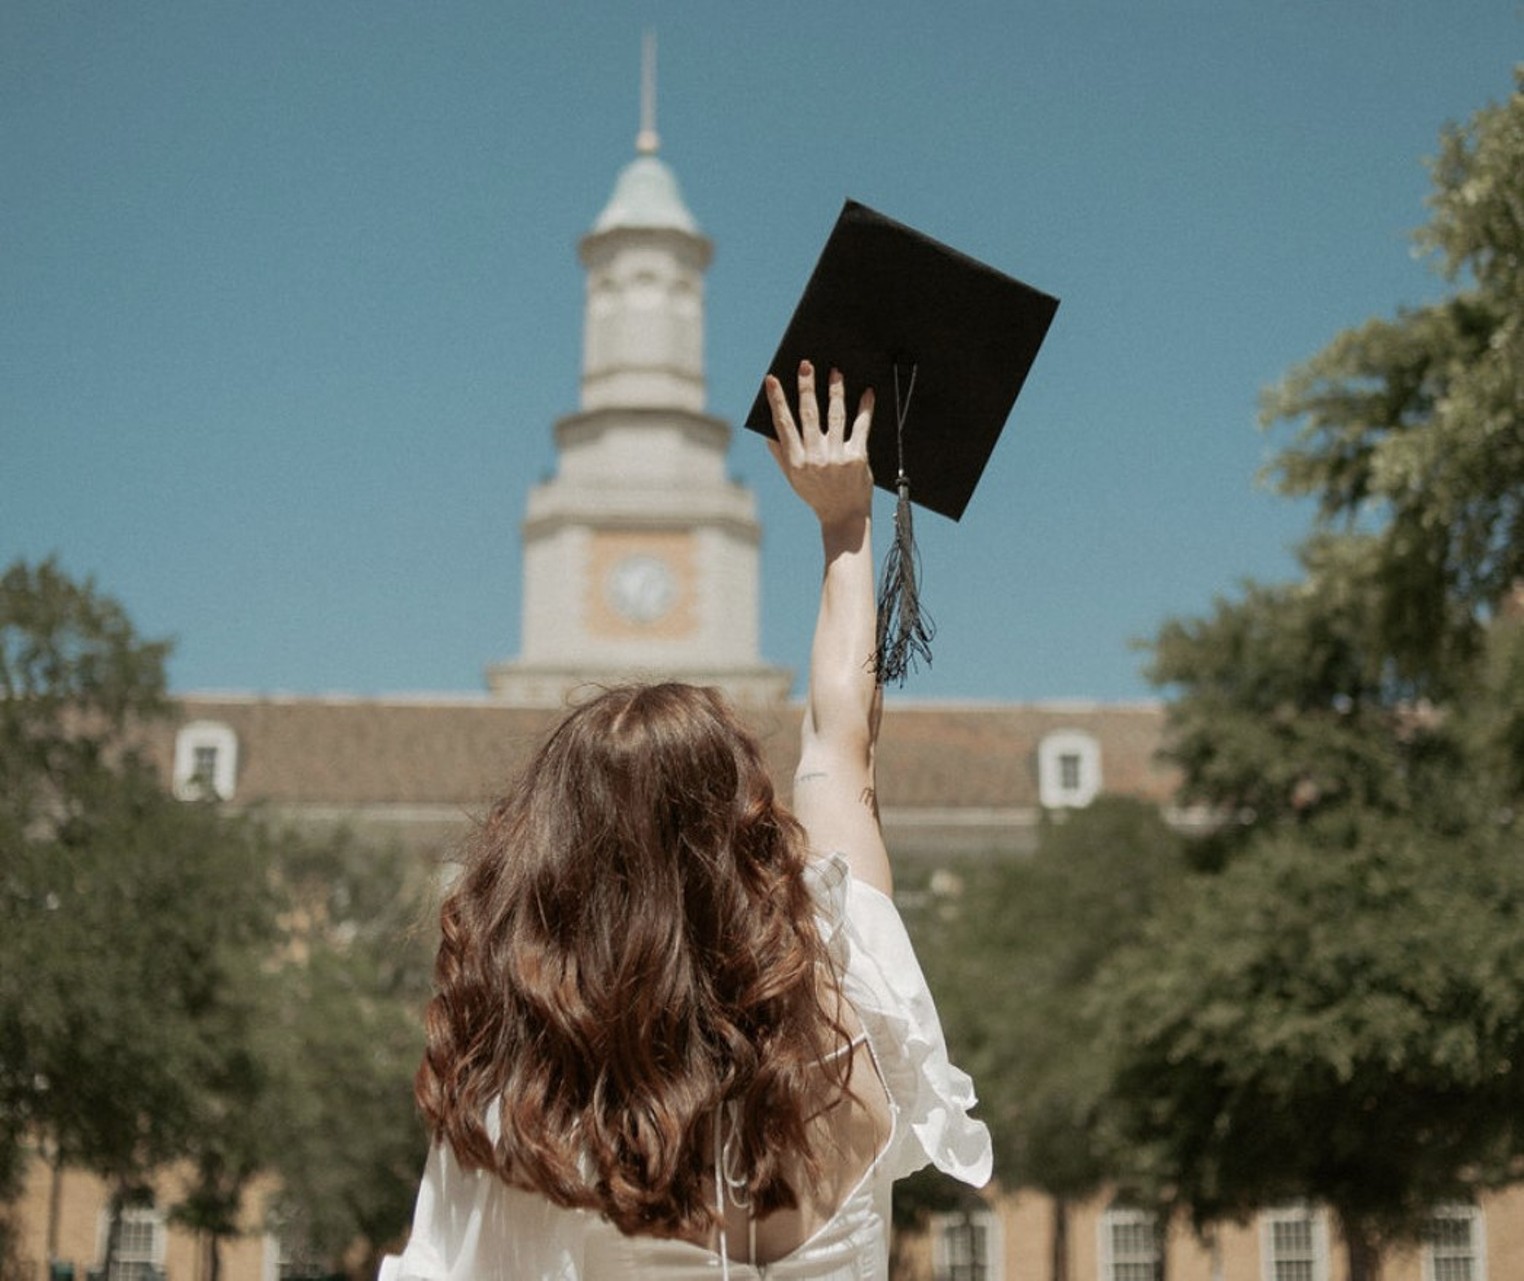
left=5, top=3, right=1519, bottom=703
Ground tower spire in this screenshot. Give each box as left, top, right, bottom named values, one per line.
left=636, top=31, right=659, bottom=155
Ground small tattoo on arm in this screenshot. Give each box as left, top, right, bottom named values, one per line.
left=795, top=770, right=829, bottom=785
left=859, top=787, right=879, bottom=817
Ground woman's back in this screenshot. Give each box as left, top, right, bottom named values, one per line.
left=574, top=1029, right=897, bottom=1278
left=383, top=856, right=989, bottom=1281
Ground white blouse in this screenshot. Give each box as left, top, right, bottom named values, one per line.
left=380, top=854, right=992, bottom=1280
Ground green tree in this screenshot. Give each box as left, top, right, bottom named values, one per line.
left=0, top=557, right=170, bottom=838
left=1, top=556, right=178, bottom=1265
left=1105, top=72, right=1524, bottom=1281
left=1261, top=71, right=1524, bottom=687
left=1, top=558, right=282, bottom=1276
left=6, top=758, right=282, bottom=1276
left=266, top=828, right=433, bottom=1276
left=1451, top=605, right=1524, bottom=807
left=922, top=799, right=1185, bottom=1281
left=1, top=558, right=435, bottom=1280
left=1150, top=70, right=1524, bottom=855
left=1147, top=535, right=1469, bottom=860
left=1, top=555, right=174, bottom=1175
left=1093, top=818, right=1524, bottom=1277
left=159, top=809, right=291, bottom=1281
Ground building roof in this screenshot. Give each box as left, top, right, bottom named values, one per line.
left=144, top=693, right=1178, bottom=860
left=590, top=153, right=701, bottom=235
left=873, top=700, right=1176, bottom=808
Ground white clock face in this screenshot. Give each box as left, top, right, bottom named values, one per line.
left=606, top=554, right=678, bottom=623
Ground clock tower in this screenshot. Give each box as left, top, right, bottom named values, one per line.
left=488, top=66, right=791, bottom=706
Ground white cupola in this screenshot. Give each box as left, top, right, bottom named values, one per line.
left=577, top=46, right=710, bottom=415
left=487, top=37, right=790, bottom=707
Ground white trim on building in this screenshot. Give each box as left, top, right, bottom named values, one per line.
left=1037, top=728, right=1102, bottom=809
left=94, top=1203, right=166, bottom=1280
left=172, top=719, right=239, bottom=800
left=931, top=1206, right=1003, bottom=1281
left=1259, top=1204, right=1329, bottom=1281
left=1098, top=1205, right=1161, bottom=1280
left=1424, top=1203, right=1486, bottom=1281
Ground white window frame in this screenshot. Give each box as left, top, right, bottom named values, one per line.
left=95, top=1204, right=166, bottom=1278
left=265, top=1194, right=346, bottom=1281
left=263, top=1228, right=330, bottom=1281
left=173, top=719, right=239, bottom=800
left=1098, top=1205, right=1161, bottom=1280
left=931, top=1207, right=1003, bottom=1281
left=1259, top=1204, right=1329, bottom=1281
left=1424, top=1204, right=1486, bottom=1281
left=1037, top=729, right=1102, bottom=809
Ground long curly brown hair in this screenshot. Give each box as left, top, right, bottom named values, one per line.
left=415, top=683, right=856, bottom=1240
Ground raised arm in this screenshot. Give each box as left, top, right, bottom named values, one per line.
left=765, top=361, right=892, bottom=896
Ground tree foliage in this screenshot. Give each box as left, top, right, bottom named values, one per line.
left=1261, top=70, right=1524, bottom=682
left=0, top=558, right=291, bottom=1278
left=10, top=779, right=280, bottom=1187
left=1147, top=536, right=1471, bottom=856
left=266, top=829, right=433, bottom=1271
left=2, top=558, right=181, bottom=1208
left=947, top=799, right=1186, bottom=1198
left=1098, top=71, right=1524, bottom=1279
left=915, top=797, right=1185, bottom=1281
left=0, top=557, right=170, bottom=837
left=0, top=558, right=429, bottom=1279
left=1148, top=72, right=1524, bottom=849
left=1093, top=817, right=1524, bottom=1242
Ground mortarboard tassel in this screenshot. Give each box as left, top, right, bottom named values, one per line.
left=874, top=364, right=936, bottom=686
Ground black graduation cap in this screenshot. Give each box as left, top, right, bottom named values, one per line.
left=744, top=199, right=1060, bottom=684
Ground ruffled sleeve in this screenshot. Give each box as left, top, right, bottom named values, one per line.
left=807, top=854, right=993, bottom=1188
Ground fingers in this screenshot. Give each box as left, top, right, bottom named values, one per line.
left=766, top=360, right=873, bottom=460
left=851, top=387, right=875, bottom=460
left=796, top=360, right=820, bottom=437
left=765, top=360, right=876, bottom=524
left=826, top=368, right=847, bottom=442
left=764, top=373, right=802, bottom=458
left=827, top=368, right=875, bottom=460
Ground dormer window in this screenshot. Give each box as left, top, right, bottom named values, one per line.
left=173, top=720, right=239, bottom=801
left=1037, top=729, right=1101, bottom=809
